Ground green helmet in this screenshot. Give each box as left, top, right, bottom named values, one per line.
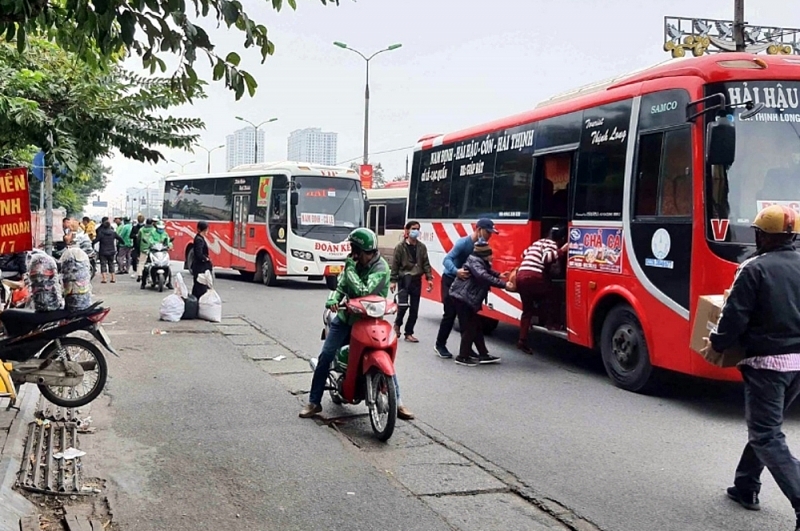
left=347, top=228, right=377, bottom=253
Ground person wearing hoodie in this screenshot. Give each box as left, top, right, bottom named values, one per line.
left=93, top=218, right=125, bottom=283
left=448, top=240, right=515, bottom=367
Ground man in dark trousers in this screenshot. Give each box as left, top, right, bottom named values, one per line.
left=129, top=214, right=145, bottom=277
left=390, top=220, right=434, bottom=343
left=704, top=204, right=800, bottom=531
left=433, top=218, right=499, bottom=359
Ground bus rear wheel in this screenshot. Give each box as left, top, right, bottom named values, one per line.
left=257, top=254, right=277, bottom=286
left=185, top=247, right=194, bottom=273
left=600, top=304, right=655, bottom=393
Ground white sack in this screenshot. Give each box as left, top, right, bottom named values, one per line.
left=173, top=272, right=189, bottom=298
left=198, top=289, right=222, bottom=323
left=159, top=293, right=185, bottom=322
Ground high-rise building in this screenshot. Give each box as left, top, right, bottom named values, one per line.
left=226, top=127, right=265, bottom=170
left=287, top=128, right=338, bottom=166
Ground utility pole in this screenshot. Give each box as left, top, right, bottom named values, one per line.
left=733, top=0, right=745, bottom=52
left=44, top=167, right=53, bottom=255
left=405, top=155, right=409, bottom=180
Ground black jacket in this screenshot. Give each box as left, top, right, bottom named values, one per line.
left=711, top=243, right=800, bottom=357
left=191, top=233, right=212, bottom=275
left=449, top=255, right=507, bottom=312
left=93, top=226, right=124, bottom=256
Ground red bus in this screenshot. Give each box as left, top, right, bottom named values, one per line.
left=408, top=53, right=800, bottom=392
left=163, top=162, right=365, bottom=289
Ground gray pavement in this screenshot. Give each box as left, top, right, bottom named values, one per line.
left=209, top=270, right=800, bottom=531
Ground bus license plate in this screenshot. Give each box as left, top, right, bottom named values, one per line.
left=327, top=265, right=342, bottom=275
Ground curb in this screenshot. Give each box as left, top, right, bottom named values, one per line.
left=0, top=385, right=40, bottom=531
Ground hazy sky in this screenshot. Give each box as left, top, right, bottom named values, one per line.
left=96, top=0, right=800, bottom=213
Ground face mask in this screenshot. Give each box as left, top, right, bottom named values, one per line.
left=157, top=229, right=164, bottom=234
left=409, top=229, right=420, bottom=239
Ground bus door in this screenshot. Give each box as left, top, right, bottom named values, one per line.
left=367, top=204, right=386, bottom=237
left=533, top=150, right=574, bottom=328
left=231, top=192, right=250, bottom=270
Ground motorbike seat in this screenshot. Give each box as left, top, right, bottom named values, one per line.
left=0, top=301, right=103, bottom=326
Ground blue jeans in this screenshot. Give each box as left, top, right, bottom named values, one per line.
left=735, top=366, right=800, bottom=515
left=309, top=316, right=401, bottom=406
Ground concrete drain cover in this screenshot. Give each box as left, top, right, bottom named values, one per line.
left=17, top=421, right=86, bottom=495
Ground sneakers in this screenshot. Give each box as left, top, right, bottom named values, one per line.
left=454, top=355, right=479, bottom=367
left=434, top=345, right=454, bottom=359
left=299, top=403, right=322, bottom=418
left=726, top=486, right=760, bottom=511
left=478, top=353, right=501, bottom=365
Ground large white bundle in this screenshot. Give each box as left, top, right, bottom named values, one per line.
left=198, top=289, right=222, bottom=323
left=159, top=294, right=185, bottom=322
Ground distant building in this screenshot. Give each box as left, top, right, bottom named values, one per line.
left=226, top=127, right=265, bottom=170
left=126, top=185, right=163, bottom=219
left=287, top=128, right=338, bottom=166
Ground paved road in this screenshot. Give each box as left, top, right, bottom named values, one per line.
left=211, top=271, right=800, bottom=531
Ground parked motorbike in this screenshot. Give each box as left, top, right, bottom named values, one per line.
left=310, top=295, right=399, bottom=441
left=141, top=243, right=172, bottom=292
left=0, top=301, right=116, bottom=408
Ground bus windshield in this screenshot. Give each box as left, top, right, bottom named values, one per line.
left=707, top=80, right=800, bottom=244
left=293, top=176, right=363, bottom=239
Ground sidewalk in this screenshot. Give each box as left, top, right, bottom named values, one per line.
left=0, top=382, right=37, bottom=531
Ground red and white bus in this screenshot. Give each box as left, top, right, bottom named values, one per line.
left=409, top=53, right=800, bottom=392
left=163, top=162, right=365, bottom=289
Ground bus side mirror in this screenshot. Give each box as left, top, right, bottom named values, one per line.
left=706, top=116, right=736, bottom=167
left=290, top=191, right=299, bottom=207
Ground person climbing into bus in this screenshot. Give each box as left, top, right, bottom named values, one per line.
left=515, top=226, right=569, bottom=354
left=701, top=205, right=800, bottom=531
left=300, top=228, right=414, bottom=421
left=434, top=218, right=501, bottom=360
left=448, top=239, right=514, bottom=366
left=390, top=220, right=434, bottom=343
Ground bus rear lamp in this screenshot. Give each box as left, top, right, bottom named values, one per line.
left=291, top=250, right=314, bottom=261
left=717, top=59, right=767, bottom=69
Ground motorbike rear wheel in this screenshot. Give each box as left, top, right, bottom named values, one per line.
left=37, top=337, right=108, bottom=408
left=367, top=370, right=396, bottom=442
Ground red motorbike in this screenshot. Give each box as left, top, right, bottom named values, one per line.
left=310, top=295, right=399, bottom=441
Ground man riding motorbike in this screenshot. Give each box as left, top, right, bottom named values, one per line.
left=299, top=228, right=414, bottom=420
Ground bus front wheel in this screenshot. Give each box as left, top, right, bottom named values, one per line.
left=325, top=276, right=338, bottom=290
left=600, top=304, right=655, bottom=393
left=257, top=254, right=278, bottom=286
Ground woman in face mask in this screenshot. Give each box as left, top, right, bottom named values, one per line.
left=389, top=220, right=434, bottom=342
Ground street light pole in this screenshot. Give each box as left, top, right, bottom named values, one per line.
left=334, top=42, right=402, bottom=165
left=139, top=179, right=158, bottom=219
left=733, top=0, right=746, bottom=52
left=169, top=159, right=196, bottom=174
left=235, top=117, right=278, bottom=164
left=194, top=143, right=225, bottom=173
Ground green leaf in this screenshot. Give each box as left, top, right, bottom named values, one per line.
left=241, top=70, right=257, bottom=97
left=212, top=60, right=224, bottom=80
left=16, top=26, right=26, bottom=54
left=118, top=11, right=136, bottom=46
left=287, top=0, right=296, bottom=9
left=225, top=51, right=240, bottom=66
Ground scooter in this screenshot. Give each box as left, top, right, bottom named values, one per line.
left=310, top=295, right=399, bottom=441
left=0, top=301, right=117, bottom=408
left=141, top=242, right=172, bottom=292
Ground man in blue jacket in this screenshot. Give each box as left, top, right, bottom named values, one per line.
left=434, top=218, right=499, bottom=359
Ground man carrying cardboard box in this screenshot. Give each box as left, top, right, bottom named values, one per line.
left=702, top=204, right=800, bottom=531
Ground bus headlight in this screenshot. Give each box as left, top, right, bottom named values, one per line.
left=291, top=250, right=314, bottom=261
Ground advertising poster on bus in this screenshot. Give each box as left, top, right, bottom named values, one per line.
left=0, top=168, right=32, bottom=254
left=257, top=177, right=271, bottom=207
left=567, top=226, right=623, bottom=274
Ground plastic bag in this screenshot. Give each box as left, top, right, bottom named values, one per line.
left=197, top=270, right=213, bottom=287
left=173, top=272, right=189, bottom=298
left=60, top=246, right=92, bottom=312
left=159, top=294, right=184, bottom=322
left=198, top=289, right=222, bottom=323
left=181, top=295, right=199, bottom=320
left=29, top=251, right=63, bottom=312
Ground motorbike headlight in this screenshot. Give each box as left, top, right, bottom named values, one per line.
left=362, top=300, right=386, bottom=318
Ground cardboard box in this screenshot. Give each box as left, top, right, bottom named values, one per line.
left=690, top=295, right=746, bottom=368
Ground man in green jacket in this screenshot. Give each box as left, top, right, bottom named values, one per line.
left=115, top=218, right=133, bottom=274
left=300, top=228, right=414, bottom=421
left=135, top=219, right=155, bottom=281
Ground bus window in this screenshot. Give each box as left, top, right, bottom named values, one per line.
left=494, top=148, right=533, bottom=218
left=413, top=147, right=453, bottom=218
left=451, top=138, right=495, bottom=218
left=385, top=198, right=406, bottom=230
left=634, top=128, right=692, bottom=218
left=540, top=153, right=572, bottom=219
left=269, top=175, right=288, bottom=225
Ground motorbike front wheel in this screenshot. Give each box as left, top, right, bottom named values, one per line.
left=367, top=370, right=396, bottom=442
left=37, top=337, right=108, bottom=408
left=157, top=272, right=165, bottom=292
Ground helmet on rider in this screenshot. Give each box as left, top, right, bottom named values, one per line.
left=752, top=204, right=799, bottom=252
left=347, top=228, right=378, bottom=262
left=156, top=221, right=166, bottom=233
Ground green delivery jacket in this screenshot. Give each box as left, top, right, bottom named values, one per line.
left=326, top=254, right=390, bottom=326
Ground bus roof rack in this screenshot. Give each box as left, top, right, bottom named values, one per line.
left=535, top=57, right=689, bottom=108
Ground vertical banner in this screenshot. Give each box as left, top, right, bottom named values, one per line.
left=359, top=164, right=373, bottom=190
left=257, top=176, right=272, bottom=207
left=0, top=168, right=33, bottom=253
